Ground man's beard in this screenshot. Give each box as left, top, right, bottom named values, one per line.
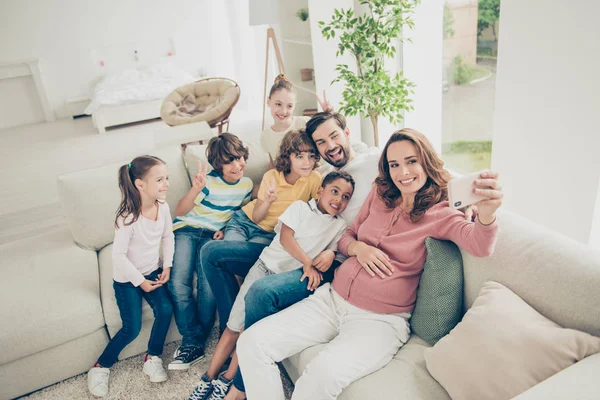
left=324, top=145, right=350, bottom=168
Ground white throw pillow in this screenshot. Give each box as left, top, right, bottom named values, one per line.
left=424, top=281, right=600, bottom=400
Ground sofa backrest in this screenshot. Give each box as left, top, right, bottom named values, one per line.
left=57, top=145, right=191, bottom=251
left=461, top=210, right=600, bottom=337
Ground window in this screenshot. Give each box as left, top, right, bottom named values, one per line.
left=441, top=0, right=501, bottom=174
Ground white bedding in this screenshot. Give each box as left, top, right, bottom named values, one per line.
left=85, top=62, right=195, bottom=115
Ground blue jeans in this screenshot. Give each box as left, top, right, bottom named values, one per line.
left=98, top=269, right=173, bottom=368
left=167, top=226, right=216, bottom=348
left=201, top=210, right=275, bottom=332
left=223, top=210, right=275, bottom=245
left=232, top=260, right=341, bottom=391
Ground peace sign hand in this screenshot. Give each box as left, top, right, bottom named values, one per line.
left=193, top=160, right=209, bottom=193
left=263, top=176, right=278, bottom=204
left=315, top=89, right=333, bottom=112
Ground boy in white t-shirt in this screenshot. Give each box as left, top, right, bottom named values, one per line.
left=188, top=171, right=354, bottom=400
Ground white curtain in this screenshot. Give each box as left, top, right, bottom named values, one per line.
left=172, top=0, right=269, bottom=137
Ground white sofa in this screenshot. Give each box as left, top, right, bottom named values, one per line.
left=2, top=133, right=599, bottom=399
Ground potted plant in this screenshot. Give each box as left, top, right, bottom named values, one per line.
left=296, top=8, right=309, bottom=22
left=319, top=0, right=419, bottom=146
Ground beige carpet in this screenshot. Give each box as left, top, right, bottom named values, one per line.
left=21, top=326, right=294, bottom=399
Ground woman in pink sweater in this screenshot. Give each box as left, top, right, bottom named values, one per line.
left=236, top=129, right=503, bottom=400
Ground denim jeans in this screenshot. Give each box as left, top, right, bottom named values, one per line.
left=167, top=226, right=216, bottom=348
left=200, top=241, right=270, bottom=333
left=98, top=269, right=173, bottom=368
left=232, top=260, right=341, bottom=391
left=224, top=210, right=275, bottom=245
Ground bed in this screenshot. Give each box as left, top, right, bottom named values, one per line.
left=85, top=61, right=196, bottom=133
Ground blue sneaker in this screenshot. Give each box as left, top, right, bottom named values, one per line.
left=207, top=372, right=232, bottom=400
left=169, top=345, right=205, bottom=370
left=189, top=373, right=213, bottom=400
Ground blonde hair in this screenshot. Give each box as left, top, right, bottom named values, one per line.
left=269, top=73, right=295, bottom=99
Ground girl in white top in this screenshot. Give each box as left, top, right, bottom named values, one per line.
left=87, top=156, right=175, bottom=397
left=261, top=74, right=332, bottom=163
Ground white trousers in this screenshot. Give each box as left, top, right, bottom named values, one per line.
left=227, top=259, right=272, bottom=332
left=237, top=283, right=411, bottom=400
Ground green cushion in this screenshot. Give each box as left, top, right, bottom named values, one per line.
left=410, top=237, right=464, bottom=345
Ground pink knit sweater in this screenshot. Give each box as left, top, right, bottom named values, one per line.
left=334, top=185, right=498, bottom=314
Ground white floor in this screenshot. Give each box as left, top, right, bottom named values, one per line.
left=0, top=113, right=262, bottom=246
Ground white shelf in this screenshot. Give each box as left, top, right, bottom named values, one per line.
left=283, top=37, right=312, bottom=46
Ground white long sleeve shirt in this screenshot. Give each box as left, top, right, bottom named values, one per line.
left=112, top=201, right=175, bottom=287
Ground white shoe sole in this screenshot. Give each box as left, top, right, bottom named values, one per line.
left=167, top=354, right=205, bottom=370
left=144, top=370, right=168, bottom=383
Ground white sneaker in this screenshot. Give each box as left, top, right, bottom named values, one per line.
left=143, top=355, right=168, bottom=383
left=87, top=366, right=110, bottom=397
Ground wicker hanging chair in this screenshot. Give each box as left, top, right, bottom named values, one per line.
left=160, top=77, right=240, bottom=133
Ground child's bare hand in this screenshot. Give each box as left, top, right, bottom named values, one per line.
left=313, top=250, right=335, bottom=272
left=263, top=176, right=278, bottom=204
left=213, top=230, right=224, bottom=240
left=315, top=89, right=333, bottom=112
left=140, top=279, right=162, bottom=292
left=157, top=268, right=171, bottom=284
left=301, top=264, right=322, bottom=291
left=193, top=161, right=209, bottom=192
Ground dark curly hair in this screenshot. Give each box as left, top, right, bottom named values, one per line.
left=375, top=129, right=451, bottom=223
left=274, top=129, right=320, bottom=174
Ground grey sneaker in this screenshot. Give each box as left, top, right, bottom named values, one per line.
left=169, top=345, right=205, bottom=370
left=207, top=372, right=232, bottom=400
left=87, top=366, right=110, bottom=397
left=189, top=373, right=213, bottom=400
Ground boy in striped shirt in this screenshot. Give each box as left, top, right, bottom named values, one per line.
left=167, top=133, right=253, bottom=370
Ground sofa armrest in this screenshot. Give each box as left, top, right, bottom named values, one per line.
left=512, top=352, right=600, bottom=400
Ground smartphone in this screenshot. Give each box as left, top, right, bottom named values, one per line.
left=448, top=171, right=488, bottom=209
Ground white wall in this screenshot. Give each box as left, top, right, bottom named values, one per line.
left=308, top=0, right=361, bottom=141
left=590, top=177, right=600, bottom=249
left=492, top=0, right=600, bottom=244
left=0, top=0, right=264, bottom=120
left=402, top=0, right=444, bottom=153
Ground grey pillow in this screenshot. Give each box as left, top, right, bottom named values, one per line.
left=410, top=237, right=464, bottom=345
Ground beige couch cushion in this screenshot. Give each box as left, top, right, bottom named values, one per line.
left=57, top=145, right=191, bottom=251
left=0, top=230, right=105, bottom=366
left=282, top=335, right=450, bottom=400
left=461, top=210, right=600, bottom=337
left=512, top=352, right=600, bottom=400
left=424, top=281, right=600, bottom=400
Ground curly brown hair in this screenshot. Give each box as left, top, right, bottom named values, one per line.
left=375, top=129, right=451, bottom=223
left=206, top=132, right=249, bottom=174
left=274, top=129, right=320, bottom=174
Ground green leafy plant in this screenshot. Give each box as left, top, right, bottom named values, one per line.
left=451, top=55, right=474, bottom=85
left=319, top=0, right=419, bottom=147
left=477, top=0, right=500, bottom=38
left=443, top=3, right=455, bottom=39
left=296, top=8, right=309, bottom=22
